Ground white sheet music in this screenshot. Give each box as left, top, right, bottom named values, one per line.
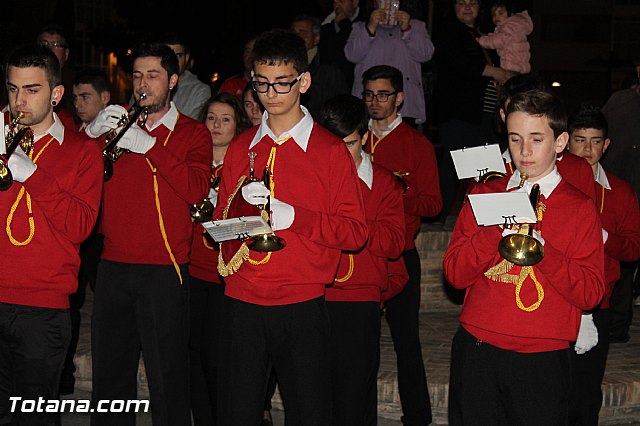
left=450, top=144, right=506, bottom=180
left=202, top=216, right=272, bottom=242
left=468, top=192, right=537, bottom=226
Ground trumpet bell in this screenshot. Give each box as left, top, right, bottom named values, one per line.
left=0, top=163, right=13, bottom=191
left=190, top=199, right=214, bottom=223
left=246, top=233, right=286, bottom=252
left=498, top=226, right=544, bottom=266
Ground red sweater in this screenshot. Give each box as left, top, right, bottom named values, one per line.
left=189, top=164, right=224, bottom=284
left=0, top=123, right=103, bottom=308
left=100, top=113, right=212, bottom=264
left=215, top=124, right=368, bottom=305
left=444, top=177, right=605, bottom=352
left=597, top=171, right=640, bottom=308
left=326, top=163, right=405, bottom=302
left=506, top=151, right=596, bottom=202
left=364, top=121, right=442, bottom=250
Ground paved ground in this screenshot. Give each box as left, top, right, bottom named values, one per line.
left=61, top=292, right=640, bottom=425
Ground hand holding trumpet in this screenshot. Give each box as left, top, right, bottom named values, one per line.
left=85, top=105, right=128, bottom=138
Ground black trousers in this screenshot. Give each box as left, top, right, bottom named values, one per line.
left=190, top=277, right=224, bottom=426
left=569, top=309, right=610, bottom=426
left=327, top=301, right=381, bottom=426
left=609, top=261, right=638, bottom=342
left=217, top=296, right=331, bottom=426
left=0, top=302, right=71, bottom=426
left=91, top=261, right=190, bottom=426
left=384, top=248, right=432, bottom=425
left=449, top=327, right=571, bottom=426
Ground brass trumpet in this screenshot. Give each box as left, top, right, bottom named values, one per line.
left=190, top=173, right=220, bottom=223
left=0, top=112, right=34, bottom=191
left=245, top=153, right=285, bottom=252
left=497, top=174, right=544, bottom=266
left=478, top=170, right=508, bottom=183
left=103, top=94, right=149, bottom=182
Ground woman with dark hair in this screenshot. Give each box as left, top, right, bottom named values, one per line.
left=189, top=92, right=251, bottom=425
left=434, top=0, right=511, bottom=219
left=242, top=83, right=264, bottom=127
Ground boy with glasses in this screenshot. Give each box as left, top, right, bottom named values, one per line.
left=362, top=64, right=442, bottom=425
left=214, top=29, right=367, bottom=425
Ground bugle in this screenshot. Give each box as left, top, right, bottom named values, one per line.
left=0, top=112, right=34, bottom=191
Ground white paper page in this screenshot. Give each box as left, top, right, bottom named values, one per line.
left=468, top=192, right=537, bottom=226
left=450, top=144, right=506, bottom=180
left=202, top=216, right=272, bottom=242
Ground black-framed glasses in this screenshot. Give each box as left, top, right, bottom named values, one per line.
left=251, top=73, right=304, bottom=94
left=362, top=91, right=398, bottom=102
left=38, top=40, right=68, bottom=49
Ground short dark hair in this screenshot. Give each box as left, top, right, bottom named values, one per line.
left=568, top=104, right=608, bottom=140
left=319, top=94, right=369, bottom=138
left=202, top=92, right=253, bottom=137
left=156, top=32, right=190, bottom=54
left=506, top=89, right=567, bottom=139
left=37, top=23, right=70, bottom=46
left=292, top=14, right=321, bottom=36
left=73, top=68, right=112, bottom=95
left=362, top=65, right=404, bottom=93
left=252, top=29, right=308, bottom=74
left=490, top=1, right=513, bottom=16
left=5, top=44, right=62, bottom=88
left=500, top=73, right=550, bottom=108
left=131, top=42, right=179, bottom=80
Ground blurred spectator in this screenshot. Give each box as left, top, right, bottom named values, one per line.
left=242, top=83, right=264, bottom=127
left=218, top=37, right=255, bottom=100
left=159, top=33, right=212, bottom=120
left=320, top=0, right=365, bottom=89
left=72, top=68, right=112, bottom=131
left=433, top=0, right=510, bottom=218
left=344, top=1, right=434, bottom=124
left=292, top=14, right=349, bottom=120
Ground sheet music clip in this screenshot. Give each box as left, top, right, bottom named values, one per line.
left=502, top=215, right=517, bottom=228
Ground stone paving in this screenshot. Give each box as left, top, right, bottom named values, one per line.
left=74, top=293, right=640, bottom=425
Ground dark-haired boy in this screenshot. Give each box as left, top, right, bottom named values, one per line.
left=362, top=64, right=441, bottom=426
left=0, top=44, right=102, bottom=424
left=88, top=42, right=212, bottom=425
left=72, top=68, right=112, bottom=130
left=567, top=105, right=640, bottom=425
left=320, top=94, right=405, bottom=425
left=214, top=29, right=367, bottom=425
left=444, top=90, right=605, bottom=425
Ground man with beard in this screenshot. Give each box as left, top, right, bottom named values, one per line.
left=0, top=44, right=103, bottom=425
left=361, top=65, right=441, bottom=426
left=86, top=43, right=211, bottom=426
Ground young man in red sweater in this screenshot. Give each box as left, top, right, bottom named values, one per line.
left=567, top=106, right=640, bottom=425
left=444, top=90, right=605, bottom=425
left=320, top=94, right=406, bottom=425
left=214, top=29, right=367, bottom=425
left=0, top=45, right=103, bottom=424
left=362, top=64, right=442, bottom=426
left=86, top=43, right=212, bottom=425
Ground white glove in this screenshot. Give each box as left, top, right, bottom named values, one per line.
left=207, top=187, right=218, bottom=208
left=270, top=196, right=295, bottom=231
left=8, top=145, right=37, bottom=182
left=85, top=105, right=128, bottom=138
left=115, top=124, right=156, bottom=154
left=574, top=313, right=598, bottom=355
left=602, top=229, right=609, bottom=244
left=242, top=181, right=270, bottom=206
left=502, top=226, right=545, bottom=245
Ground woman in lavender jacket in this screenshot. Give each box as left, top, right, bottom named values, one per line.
left=344, top=5, right=434, bottom=123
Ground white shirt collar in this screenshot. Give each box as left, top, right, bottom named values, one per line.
left=146, top=102, right=179, bottom=132
left=357, top=151, right=373, bottom=189
left=213, top=159, right=224, bottom=167
left=502, top=148, right=512, bottom=163
left=595, top=162, right=611, bottom=190
left=34, top=112, right=65, bottom=144
left=506, top=167, right=562, bottom=198
left=249, top=105, right=314, bottom=151
left=368, top=114, right=402, bottom=139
